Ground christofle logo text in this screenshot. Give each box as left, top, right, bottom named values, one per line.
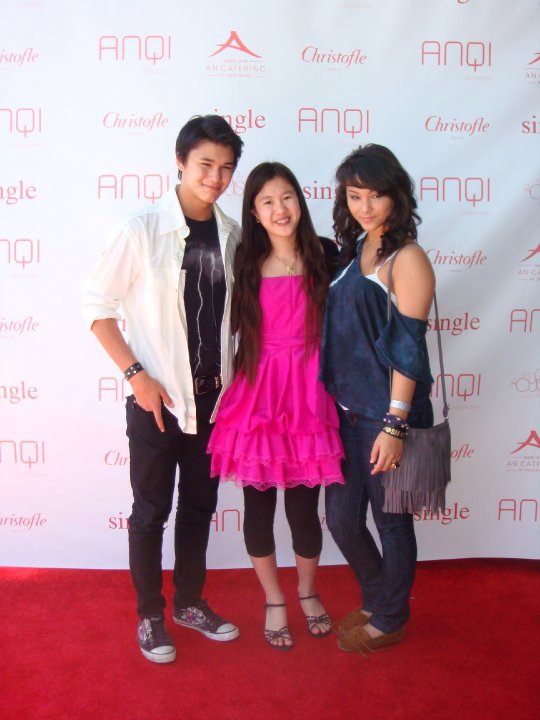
left=301, top=46, right=367, bottom=69
left=426, top=248, right=487, bottom=270
left=98, top=35, right=172, bottom=64
left=0, top=48, right=39, bottom=67
left=298, top=107, right=370, bottom=137
left=424, top=115, right=490, bottom=137
left=102, top=112, right=169, bottom=133
left=0, top=316, right=39, bottom=337
left=0, top=513, right=47, bottom=530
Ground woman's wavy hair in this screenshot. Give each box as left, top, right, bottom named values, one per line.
left=333, top=144, right=421, bottom=264
left=232, top=161, right=329, bottom=383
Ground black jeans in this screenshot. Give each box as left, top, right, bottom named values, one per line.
left=126, top=391, right=220, bottom=618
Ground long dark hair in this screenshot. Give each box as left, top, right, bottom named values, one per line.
left=233, top=162, right=329, bottom=383
left=333, top=144, right=421, bottom=264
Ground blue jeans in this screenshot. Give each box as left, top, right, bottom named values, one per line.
left=326, top=408, right=417, bottom=633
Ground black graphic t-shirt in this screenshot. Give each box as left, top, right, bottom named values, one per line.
left=182, top=215, right=225, bottom=379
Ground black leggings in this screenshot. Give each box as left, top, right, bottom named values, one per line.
left=243, top=484, right=323, bottom=559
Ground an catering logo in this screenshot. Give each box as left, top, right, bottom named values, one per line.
left=97, top=173, right=172, bottom=202
left=509, top=308, right=540, bottom=333
left=0, top=108, right=42, bottom=138
left=498, top=498, right=538, bottom=522
left=420, top=40, right=492, bottom=72
left=507, top=431, right=540, bottom=473
left=425, top=248, right=487, bottom=271
left=298, top=107, right=370, bottom=138
left=419, top=176, right=491, bottom=206
left=98, top=35, right=172, bottom=64
left=301, top=46, right=367, bottom=70
left=102, top=111, right=169, bottom=133
left=424, top=115, right=490, bottom=137
left=516, top=243, right=540, bottom=282
left=0, top=440, right=45, bottom=468
left=206, top=31, right=266, bottom=79
left=525, top=52, right=540, bottom=84
left=511, top=430, right=540, bottom=455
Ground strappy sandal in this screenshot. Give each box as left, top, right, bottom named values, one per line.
left=264, top=602, right=294, bottom=651
left=299, top=594, right=333, bottom=639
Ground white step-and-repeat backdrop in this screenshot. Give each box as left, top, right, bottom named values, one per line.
left=1, top=0, right=538, bottom=569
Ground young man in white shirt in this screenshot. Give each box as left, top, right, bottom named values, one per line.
left=82, top=115, right=244, bottom=663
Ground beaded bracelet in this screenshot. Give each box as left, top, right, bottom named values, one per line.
left=123, top=362, right=144, bottom=380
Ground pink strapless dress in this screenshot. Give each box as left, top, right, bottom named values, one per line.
left=208, top=276, right=344, bottom=490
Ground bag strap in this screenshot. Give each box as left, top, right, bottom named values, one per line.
left=386, top=250, right=449, bottom=420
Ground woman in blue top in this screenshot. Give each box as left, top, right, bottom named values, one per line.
left=320, top=144, right=435, bottom=654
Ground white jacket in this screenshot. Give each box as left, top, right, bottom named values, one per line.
left=82, top=188, right=240, bottom=433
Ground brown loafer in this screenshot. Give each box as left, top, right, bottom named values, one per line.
left=337, top=624, right=404, bottom=654
left=337, top=608, right=371, bottom=634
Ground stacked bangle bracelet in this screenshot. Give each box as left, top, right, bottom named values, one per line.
left=382, top=412, right=409, bottom=440
left=123, top=362, right=144, bottom=380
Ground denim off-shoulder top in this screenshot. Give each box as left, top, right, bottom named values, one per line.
left=319, top=241, right=434, bottom=428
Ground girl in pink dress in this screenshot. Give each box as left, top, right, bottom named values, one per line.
left=208, top=162, right=344, bottom=650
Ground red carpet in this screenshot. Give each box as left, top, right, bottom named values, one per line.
left=1, top=560, right=539, bottom=720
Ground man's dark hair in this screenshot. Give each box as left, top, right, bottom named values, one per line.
left=175, top=114, right=244, bottom=168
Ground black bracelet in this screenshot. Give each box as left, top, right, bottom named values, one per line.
left=382, top=425, right=407, bottom=440
left=123, top=362, right=144, bottom=380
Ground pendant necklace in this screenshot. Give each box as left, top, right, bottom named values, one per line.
left=273, top=250, right=298, bottom=276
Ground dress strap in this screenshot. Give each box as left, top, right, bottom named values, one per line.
left=374, top=249, right=398, bottom=274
